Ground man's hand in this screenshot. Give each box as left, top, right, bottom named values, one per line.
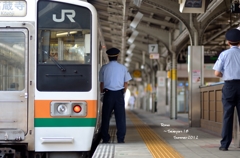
left=100, top=93, right=104, bottom=102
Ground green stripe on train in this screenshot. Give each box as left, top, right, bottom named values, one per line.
left=34, top=118, right=96, bottom=127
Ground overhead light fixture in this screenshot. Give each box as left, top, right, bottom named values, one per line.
left=133, top=0, right=142, bottom=7
left=56, top=31, right=77, bottom=37
left=126, top=50, right=133, bottom=55
left=128, top=30, right=139, bottom=44
left=130, top=12, right=143, bottom=29
left=126, top=44, right=135, bottom=56
left=125, top=57, right=132, bottom=62
left=129, top=44, right=136, bottom=51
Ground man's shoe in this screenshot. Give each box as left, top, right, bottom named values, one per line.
left=219, top=147, right=228, bottom=151
left=118, top=141, right=125, bottom=143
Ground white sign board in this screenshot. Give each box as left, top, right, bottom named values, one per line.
left=158, top=77, right=165, bottom=87
left=0, top=1, right=26, bottom=17
left=149, top=53, right=159, bottom=59
left=192, top=70, right=201, bottom=83
left=148, top=44, right=158, bottom=53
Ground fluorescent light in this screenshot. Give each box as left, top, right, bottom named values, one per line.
left=126, top=50, right=133, bottom=55
left=129, top=44, right=136, bottom=51
left=56, top=31, right=77, bottom=37
left=125, top=57, right=131, bottom=62
left=133, top=0, right=142, bottom=7
left=128, top=30, right=139, bottom=44
left=126, top=44, right=135, bottom=56
left=130, top=12, right=143, bottom=29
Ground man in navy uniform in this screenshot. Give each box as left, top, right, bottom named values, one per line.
left=213, top=28, right=240, bottom=151
left=99, top=48, right=132, bottom=143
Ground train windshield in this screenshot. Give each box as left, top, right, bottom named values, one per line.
left=37, top=1, right=92, bottom=91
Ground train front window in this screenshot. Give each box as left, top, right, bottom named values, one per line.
left=37, top=1, right=92, bottom=91
left=38, top=30, right=91, bottom=65
left=0, top=32, right=25, bottom=91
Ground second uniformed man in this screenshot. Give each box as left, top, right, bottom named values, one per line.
left=99, top=48, right=132, bottom=143
left=213, top=28, right=240, bottom=151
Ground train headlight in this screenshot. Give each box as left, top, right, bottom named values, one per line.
left=57, top=104, right=68, bottom=114
left=50, top=101, right=87, bottom=117
left=51, top=102, right=71, bottom=116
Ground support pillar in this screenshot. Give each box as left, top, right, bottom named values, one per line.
left=188, top=46, right=204, bottom=127
left=170, top=53, right=177, bottom=119
left=156, top=71, right=167, bottom=114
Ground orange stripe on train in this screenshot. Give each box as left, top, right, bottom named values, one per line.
left=35, top=100, right=97, bottom=118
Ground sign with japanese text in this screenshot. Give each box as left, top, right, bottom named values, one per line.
left=0, top=1, right=26, bottom=17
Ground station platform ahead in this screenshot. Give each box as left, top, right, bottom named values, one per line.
left=92, top=109, right=240, bottom=158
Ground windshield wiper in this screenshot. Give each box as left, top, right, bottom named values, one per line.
left=50, top=56, right=66, bottom=72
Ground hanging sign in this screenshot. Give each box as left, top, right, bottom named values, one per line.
left=148, top=44, right=158, bottom=53
left=149, top=53, right=159, bottom=59
left=133, top=70, right=141, bottom=78
left=0, top=1, right=27, bottom=17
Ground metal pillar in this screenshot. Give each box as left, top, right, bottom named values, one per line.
left=169, top=31, right=177, bottom=119
left=188, top=46, right=204, bottom=127
left=170, top=53, right=177, bottom=119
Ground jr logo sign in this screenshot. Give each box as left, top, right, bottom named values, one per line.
left=53, top=10, right=76, bottom=22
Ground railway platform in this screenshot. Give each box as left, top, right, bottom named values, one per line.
left=92, top=109, right=240, bottom=158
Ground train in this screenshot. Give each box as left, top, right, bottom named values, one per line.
left=0, top=0, right=107, bottom=157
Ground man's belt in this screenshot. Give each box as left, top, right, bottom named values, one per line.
left=225, top=79, right=240, bottom=82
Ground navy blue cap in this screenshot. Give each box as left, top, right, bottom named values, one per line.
left=225, top=29, right=240, bottom=42
left=106, top=48, right=120, bottom=57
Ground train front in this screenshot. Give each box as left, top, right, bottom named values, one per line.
left=0, top=0, right=98, bottom=157
left=35, top=0, right=98, bottom=156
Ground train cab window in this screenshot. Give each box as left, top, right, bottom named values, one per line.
left=38, top=30, right=91, bottom=65
left=37, top=1, right=92, bottom=91
left=0, top=32, right=25, bottom=91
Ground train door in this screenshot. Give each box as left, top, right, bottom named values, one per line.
left=0, top=28, right=29, bottom=139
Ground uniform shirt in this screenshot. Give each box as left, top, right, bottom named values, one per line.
left=213, top=46, right=240, bottom=80
left=99, top=61, right=132, bottom=91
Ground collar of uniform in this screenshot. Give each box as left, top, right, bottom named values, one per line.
left=110, top=61, right=118, bottom=62
left=230, top=46, right=239, bottom=48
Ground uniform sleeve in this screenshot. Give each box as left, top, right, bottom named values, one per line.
left=124, top=69, right=132, bottom=82
left=213, top=53, right=224, bottom=72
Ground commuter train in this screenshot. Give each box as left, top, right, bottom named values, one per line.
left=0, top=0, right=106, bottom=157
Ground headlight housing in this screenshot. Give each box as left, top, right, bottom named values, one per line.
left=51, top=101, right=87, bottom=117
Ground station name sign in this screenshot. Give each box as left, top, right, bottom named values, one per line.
left=0, top=1, right=26, bottom=17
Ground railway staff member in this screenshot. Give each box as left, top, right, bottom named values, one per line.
left=99, top=48, right=132, bottom=143
left=213, top=28, right=240, bottom=151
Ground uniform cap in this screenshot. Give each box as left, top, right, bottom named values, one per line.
left=106, top=48, right=120, bottom=57
left=225, top=29, right=240, bottom=42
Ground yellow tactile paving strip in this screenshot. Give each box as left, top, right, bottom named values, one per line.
left=127, top=111, right=183, bottom=158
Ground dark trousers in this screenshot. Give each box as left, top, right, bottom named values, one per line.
left=221, top=81, right=240, bottom=148
left=101, top=89, right=126, bottom=142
